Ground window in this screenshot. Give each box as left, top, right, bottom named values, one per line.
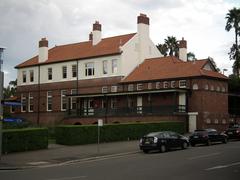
left=29, top=70, right=34, bottom=82
left=216, top=86, right=220, bottom=92
left=171, top=81, right=176, bottom=88
left=148, top=83, right=152, bottom=90
left=128, top=97, right=134, bottom=108
left=137, top=84, right=143, bottom=91
left=211, top=85, right=214, bottom=91
left=72, top=64, right=77, bottom=78
left=47, top=91, right=52, bottom=111
left=192, top=83, right=198, bottom=90
left=71, top=89, right=77, bottom=110
left=103, top=60, right=108, bottom=74
left=205, top=84, right=209, bottom=90
left=102, top=99, right=107, bottom=108
left=206, top=119, right=211, bottom=124
left=62, top=66, right=67, bottom=79
left=111, top=97, right=117, bottom=109
left=156, top=82, right=160, bottom=89
left=179, top=80, right=186, bottom=88
left=222, top=119, right=226, bottom=124
left=128, top=84, right=134, bottom=91
left=111, top=86, right=118, bottom=92
left=112, top=59, right=117, bottom=73
left=222, top=86, right=226, bottom=92
left=61, top=90, right=67, bottom=111
left=48, top=68, right=52, bottom=80
left=28, top=92, right=34, bottom=112
left=214, top=119, right=219, bottom=124
left=22, top=71, right=26, bottom=83
left=102, top=86, right=108, bottom=93
left=85, top=62, right=94, bottom=76
left=163, top=81, right=169, bottom=88
left=21, top=94, right=27, bottom=112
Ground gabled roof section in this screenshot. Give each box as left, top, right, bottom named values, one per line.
left=15, top=33, right=136, bottom=68
left=122, top=56, right=228, bottom=83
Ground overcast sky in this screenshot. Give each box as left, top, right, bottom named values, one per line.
left=1, top=0, right=240, bottom=86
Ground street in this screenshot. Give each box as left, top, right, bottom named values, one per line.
left=1, top=141, right=240, bottom=180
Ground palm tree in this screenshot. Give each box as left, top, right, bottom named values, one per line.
left=164, top=36, right=178, bottom=56
left=225, top=7, right=240, bottom=77
left=156, top=43, right=168, bottom=57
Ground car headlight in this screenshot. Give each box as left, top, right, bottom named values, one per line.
left=153, top=137, right=158, bottom=143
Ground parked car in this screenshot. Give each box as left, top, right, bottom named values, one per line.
left=139, top=131, right=189, bottom=153
left=189, top=129, right=228, bottom=146
left=224, top=124, right=240, bottom=140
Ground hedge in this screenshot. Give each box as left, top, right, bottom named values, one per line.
left=2, top=128, right=48, bottom=153
left=55, top=122, right=185, bottom=145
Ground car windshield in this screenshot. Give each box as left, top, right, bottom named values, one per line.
left=193, top=130, right=207, bottom=135
left=146, top=132, right=162, bottom=137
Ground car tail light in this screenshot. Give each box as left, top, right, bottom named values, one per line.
left=153, top=137, right=158, bottom=143
left=236, top=130, right=240, bottom=134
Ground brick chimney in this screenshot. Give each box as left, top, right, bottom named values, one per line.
left=137, top=13, right=149, bottom=38
left=89, top=32, right=93, bottom=41
left=92, top=21, right=102, bottom=45
left=38, top=38, right=48, bottom=63
left=179, top=37, right=187, bottom=61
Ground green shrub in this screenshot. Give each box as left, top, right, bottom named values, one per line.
left=2, top=128, right=48, bottom=153
left=55, top=122, right=185, bottom=145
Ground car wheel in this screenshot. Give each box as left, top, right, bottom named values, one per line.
left=160, top=145, right=166, bottom=153
left=206, top=140, right=211, bottom=146
left=143, top=150, right=149, bottom=154
left=222, top=137, right=227, bottom=144
left=182, top=141, right=188, bottom=149
left=190, top=143, right=195, bottom=147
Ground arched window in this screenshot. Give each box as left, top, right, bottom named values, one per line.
left=192, top=83, right=198, bottom=90
left=205, top=84, right=209, bottom=90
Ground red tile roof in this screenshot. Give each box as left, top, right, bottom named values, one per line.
left=15, top=33, right=136, bottom=68
left=122, top=56, right=228, bottom=82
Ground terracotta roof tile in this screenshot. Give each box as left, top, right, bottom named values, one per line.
left=122, top=56, right=227, bottom=82
left=16, top=33, right=136, bottom=68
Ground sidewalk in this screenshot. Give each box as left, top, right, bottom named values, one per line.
left=0, top=140, right=140, bottom=170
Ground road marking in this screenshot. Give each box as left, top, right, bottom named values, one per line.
left=46, top=176, right=87, bottom=180
left=28, top=161, right=49, bottom=165
left=206, top=162, right=240, bottom=171
left=188, top=152, right=221, bottom=160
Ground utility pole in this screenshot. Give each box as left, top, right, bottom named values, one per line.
left=0, top=47, right=5, bottom=160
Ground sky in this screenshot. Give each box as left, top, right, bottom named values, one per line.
left=0, top=0, right=240, bottom=87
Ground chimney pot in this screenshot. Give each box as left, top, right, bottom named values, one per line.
left=179, top=37, right=187, bottom=48
left=93, top=21, right=101, bottom=31
left=39, top=37, right=48, bottom=48
left=137, top=13, right=149, bottom=25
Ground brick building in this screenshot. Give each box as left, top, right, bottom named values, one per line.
left=14, top=14, right=228, bottom=131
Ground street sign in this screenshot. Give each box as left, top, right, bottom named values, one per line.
left=98, top=119, right=103, bottom=127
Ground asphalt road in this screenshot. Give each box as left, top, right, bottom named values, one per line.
left=1, top=141, right=240, bottom=180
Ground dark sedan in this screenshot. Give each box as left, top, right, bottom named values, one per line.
left=224, top=124, right=240, bottom=140
left=189, top=129, right=228, bottom=146
left=139, top=131, right=189, bottom=153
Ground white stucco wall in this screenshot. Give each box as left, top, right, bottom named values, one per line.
left=38, top=47, right=48, bottom=63
left=179, top=48, right=187, bottom=62
left=17, top=55, right=121, bottom=86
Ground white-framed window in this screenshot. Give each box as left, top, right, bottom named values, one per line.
left=163, top=81, right=169, bottom=88
left=156, top=82, right=160, bottom=89
left=48, top=68, right=52, bottom=80
left=111, top=86, right=118, bottom=92
left=47, top=91, right=52, bottom=111
left=72, top=64, right=77, bottom=78
left=211, top=85, right=214, bottom=91
left=214, top=119, right=219, bottom=124
left=21, top=94, right=27, bottom=112
left=71, top=89, right=77, bottom=110
left=62, top=66, right=67, bottom=79
left=192, top=83, right=199, bottom=90
left=22, top=71, right=26, bottom=83
left=222, top=119, right=226, bottom=124
left=103, top=60, right=108, bottom=75
left=102, top=86, right=108, bottom=93
left=28, top=92, right=34, bottom=112
left=61, top=90, right=67, bottom=111
left=111, top=97, right=117, bottom=109
left=222, top=86, right=226, bottom=92
left=29, top=70, right=34, bottom=82
left=128, top=84, right=134, bottom=91
left=216, top=86, right=220, bottom=92
left=205, top=84, right=209, bottom=90
left=137, top=84, right=143, bottom=91
left=85, top=62, right=94, bottom=76
left=206, top=119, right=211, bottom=124
left=112, top=59, right=117, bottom=74
left=171, top=81, right=176, bottom=88
left=148, top=83, right=152, bottom=90
left=179, top=80, right=186, bottom=88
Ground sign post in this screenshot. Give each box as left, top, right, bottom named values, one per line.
left=97, top=119, right=103, bottom=155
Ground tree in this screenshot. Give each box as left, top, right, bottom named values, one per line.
left=225, top=7, right=240, bottom=77
left=164, top=36, right=179, bottom=56
left=3, top=79, right=17, bottom=99
left=187, top=52, right=197, bottom=61
left=156, top=43, right=168, bottom=57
